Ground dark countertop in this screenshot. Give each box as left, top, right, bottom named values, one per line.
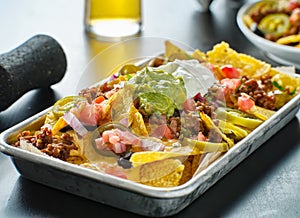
left=0, top=0, right=300, bottom=217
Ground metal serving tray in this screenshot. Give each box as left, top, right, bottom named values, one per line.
left=1, top=78, right=300, bottom=217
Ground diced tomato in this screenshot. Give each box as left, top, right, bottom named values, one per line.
left=290, top=8, right=300, bottom=26
left=109, top=135, right=120, bottom=144
left=197, top=132, right=207, bottom=141
left=71, top=102, right=99, bottom=126
left=220, top=65, right=241, bottom=79
left=286, top=0, right=300, bottom=12
left=151, top=124, right=173, bottom=139
left=94, top=100, right=108, bottom=120
left=101, top=130, right=112, bottom=143
left=183, top=98, right=196, bottom=111
left=220, top=78, right=242, bottom=94
left=99, top=129, right=141, bottom=154
left=94, top=95, right=105, bottom=104
left=163, top=125, right=173, bottom=139
left=95, top=138, right=106, bottom=150
left=238, top=94, right=255, bottom=112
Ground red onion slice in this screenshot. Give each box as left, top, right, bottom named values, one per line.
left=63, top=111, right=88, bottom=137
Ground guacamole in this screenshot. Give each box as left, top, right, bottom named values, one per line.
left=129, top=68, right=186, bottom=117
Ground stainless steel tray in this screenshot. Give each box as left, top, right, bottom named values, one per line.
left=1, top=79, right=300, bottom=217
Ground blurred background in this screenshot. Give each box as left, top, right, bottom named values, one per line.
left=1, top=0, right=300, bottom=218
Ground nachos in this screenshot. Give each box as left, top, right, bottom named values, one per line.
left=13, top=41, right=300, bottom=187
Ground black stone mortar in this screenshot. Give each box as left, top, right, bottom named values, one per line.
left=0, top=34, right=67, bottom=111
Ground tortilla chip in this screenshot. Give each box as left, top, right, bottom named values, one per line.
left=127, top=158, right=184, bottom=187
left=164, top=40, right=191, bottom=61
left=109, top=84, right=135, bottom=122
left=52, top=117, right=68, bottom=135
left=191, top=49, right=207, bottom=62
left=191, top=154, right=202, bottom=174
left=130, top=151, right=185, bottom=167
left=129, top=105, right=148, bottom=136
left=19, top=140, right=47, bottom=156
left=179, top=156, right=193, bottom=185
left=271, top=69, right=300, bottom=94
left=207, top=42, right=271, bottom=77
left=178, top=154, right=203, bottom=185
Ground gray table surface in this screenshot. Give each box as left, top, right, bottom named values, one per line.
left=0, top=0, right=300, bottom=217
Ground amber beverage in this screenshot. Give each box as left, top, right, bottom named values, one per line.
left=84, top=0, right=142, bottom=41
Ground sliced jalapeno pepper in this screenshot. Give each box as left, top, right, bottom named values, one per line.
left=181, top=137, right=229, bottom=153
left=215, top=107, right=263, bottom=130
left=119, top=64, right=140, bottom=75
left=52, top=96, right=87, bottom=117
left=258, top=13, right=290, bottom=38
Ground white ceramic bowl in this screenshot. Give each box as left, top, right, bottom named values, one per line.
left=237, top=1, right=300, bottom=68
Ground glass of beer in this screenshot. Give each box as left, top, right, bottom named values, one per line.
left=84, top=0, right=142, bottom=41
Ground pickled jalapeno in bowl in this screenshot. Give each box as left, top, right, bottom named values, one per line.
left=237, top=0, right=300, bottom=67
left=243, top=0, right=300, bottom=47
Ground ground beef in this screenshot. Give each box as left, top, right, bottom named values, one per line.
left=169, top=117, right=181, bottom=138
left=193, top=92, right=214, bottom=118
left=180, top=111, right=203, bottom=138
left=42, top=140, right=77, bottom=160
left=15, top=128, right=77, bottom=161
left=238, top=75, right=275, bottom=110
left=79, top=86, right=102, bottom=104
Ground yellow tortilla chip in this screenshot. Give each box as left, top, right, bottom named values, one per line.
left=127, top=158, right=184, bottom=187
left=109, top=84, right=135, bottom=122
left=191, top=154, right=202, bottom=174
left=238, top=54, right=271, bottom=77
left=51, top=117, right=68, bottom=135
left=164, top=40, right=191, bottom=61
left=191, top=49, right=207, bottom=62
left=179, top=154, right=202, bottom=185
left=207, top=42, right=271, bottom=77
left=130, top=151, right=185, bottom=167
left=179, top=156, right=193, bottom=185
left=165, top=40, right=206, bottom=62
left=271, top=69, right=300, bottom=94
left=129, top=105, right=148, bottom=136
